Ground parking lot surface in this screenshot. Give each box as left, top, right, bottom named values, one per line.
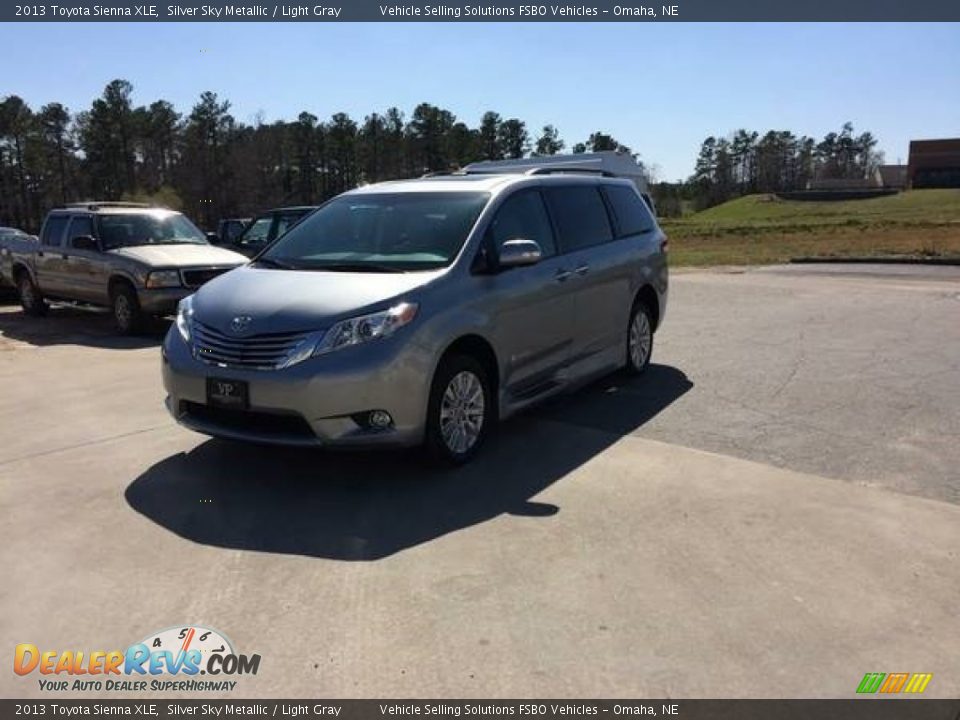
left=2, top=264, right=958, bottom=698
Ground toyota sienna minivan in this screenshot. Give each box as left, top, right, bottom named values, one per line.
left=161, top=169, right=668, bottom=464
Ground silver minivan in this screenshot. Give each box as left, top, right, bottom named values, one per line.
left=161, top=170, right=668, bottom=464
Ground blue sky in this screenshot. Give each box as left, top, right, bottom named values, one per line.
left=4, top=22, right=958, bottom=180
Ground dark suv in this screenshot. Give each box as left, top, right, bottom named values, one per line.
left=215, top=206, right=317, bottom=257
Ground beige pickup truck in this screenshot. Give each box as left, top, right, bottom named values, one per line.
left=2, top=202, right=247, bottom=334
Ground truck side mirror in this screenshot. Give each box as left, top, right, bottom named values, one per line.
left=206, top=232, right=221, bottom=245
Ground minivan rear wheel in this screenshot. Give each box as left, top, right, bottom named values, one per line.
left=425, top=355, right=493, bottom=465
left=626, top=300, right=653, bottom=374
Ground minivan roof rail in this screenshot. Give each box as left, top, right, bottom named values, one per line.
left=522, top=167, right=616, bottom=177
left=61, top=201, right=156, bottom=210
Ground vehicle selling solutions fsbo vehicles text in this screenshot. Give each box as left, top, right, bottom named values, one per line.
left=378, top=4, right=605, bottom=17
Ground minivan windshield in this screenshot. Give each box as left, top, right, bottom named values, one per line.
left=98, top=212, right=207, bottom=250
left=258, top=192, right=489, bottom=271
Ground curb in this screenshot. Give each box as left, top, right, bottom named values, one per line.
left=790, top=256, right=960, bottom=266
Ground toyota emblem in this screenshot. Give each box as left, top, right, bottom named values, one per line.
left=229, top=315, right=253, bottom=334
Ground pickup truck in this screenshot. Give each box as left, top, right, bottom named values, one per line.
left=1, top=202, right=248, bottom=334
left=0, top=227, right=38, bottom=290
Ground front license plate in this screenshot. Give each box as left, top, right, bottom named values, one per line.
left=206, top=377, right=249, bottom=410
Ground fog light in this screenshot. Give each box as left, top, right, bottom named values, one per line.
left=368, top=410, right=393, bottom=429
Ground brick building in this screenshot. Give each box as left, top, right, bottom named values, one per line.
left=907, top=139, right=960, bottom=188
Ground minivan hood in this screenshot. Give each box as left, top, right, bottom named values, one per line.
left=190, top=264, right=444, bottom=334
left=110, top=244, right=247, bottom=267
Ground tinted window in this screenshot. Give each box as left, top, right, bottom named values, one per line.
left=223, top=220, right=247, bottom=241
left=489, top=191, right=556, bottom=258
left=262, top=192, right=489, bottom=271
left=606, top=185, right=655, bottom=237
left=67, top=216, right=95, bottom=245
left=238, top=216, right=273, bottom=248
left=544, top=187, right=613, bottom=252
left=41, top=216, right=69, bottom=247
left=276, top=211, right=309, bottom=238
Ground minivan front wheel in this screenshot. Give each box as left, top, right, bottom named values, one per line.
left=626, top=301, right=653, bottom=374
left=425, top=355, right=492, bottom=465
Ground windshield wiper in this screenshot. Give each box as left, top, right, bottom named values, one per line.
left=308, top=262, right=407, bottom=273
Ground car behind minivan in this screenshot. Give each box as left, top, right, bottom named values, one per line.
left=161, top=171, right=668, bottom=464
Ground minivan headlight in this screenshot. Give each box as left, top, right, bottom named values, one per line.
left=175, top=295, right=194, bottom=343
left=146, top=270, right=182, bottom=289
left=313, top=302, right=418, bottom=358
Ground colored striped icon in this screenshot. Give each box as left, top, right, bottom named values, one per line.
left=856, top=672, right=933, bottom=694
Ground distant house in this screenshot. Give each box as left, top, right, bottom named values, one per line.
left=908, top=139, right=960, bottom=188
left=878, top=164, right=908, bottom=189
left=807, top=169, right=882, bottom=191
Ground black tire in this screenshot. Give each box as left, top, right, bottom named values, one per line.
left=17, top=272, right=48, bottom=317
left=625, top=300, right=654, bottom=375
left=424, top=354, right=494, bottom=466
left=111, top=283, right=144, bottom=335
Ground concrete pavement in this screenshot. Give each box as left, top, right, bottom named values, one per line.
left=1, top=264, right=958, bottom=698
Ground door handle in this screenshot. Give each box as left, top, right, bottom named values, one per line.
left=61, top=254, right=68, bottom=260
left=37, top=251, right=44, bottom=257
left=574, top=264, right=590, bottom=276
left=555, top=269, right=572, bottom=282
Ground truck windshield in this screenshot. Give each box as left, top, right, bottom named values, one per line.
left=98, top=213, right=207, bottom=250
left=258, top=192, right=489, bottom=271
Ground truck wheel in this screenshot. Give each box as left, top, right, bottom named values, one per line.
left=625, top=300, right=653, bottom=375
left=112, top=284, right=144, bottom=335
left=17, top=273, right=48, bottom=317
left=424, top=354, right=493, bottom=466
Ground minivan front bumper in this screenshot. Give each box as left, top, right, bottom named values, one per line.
left=161, top=327, right=434, bottom=448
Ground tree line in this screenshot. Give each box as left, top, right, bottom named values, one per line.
left=0, top=79, right=887, bottom=229
left=685, top=122, right=884, bottom=210
left=0, top=79, right=640, bottom=232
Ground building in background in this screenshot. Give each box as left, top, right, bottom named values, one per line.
left=878, top=164, right=908, bottom=189
left=807, top=169, right=882, bottom=191
left=908, top=139, right=960, bottom=189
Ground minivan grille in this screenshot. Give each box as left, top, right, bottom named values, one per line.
left=192, top=322, right=309, bottom=369
left=181, top=401, right=315, bottom=440
left=182, top=267, right=230, bottom=288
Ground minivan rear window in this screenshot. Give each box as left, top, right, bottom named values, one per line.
left=544, top=187, right=613, bottom=252
left=605, top=185, right=655, bottom=237
left=262, top=192, right=489, bottom=271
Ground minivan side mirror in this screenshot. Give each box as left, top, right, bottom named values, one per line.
left=498, top=239, right=542, bottom=269
left=206, top=232, right=221, bottom=245
left=72, top=235, right=99, bottom=252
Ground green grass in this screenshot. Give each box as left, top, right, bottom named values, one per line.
left=664, top=189, right=960, bottom=234
left=661, top=190, right=960, bottom=267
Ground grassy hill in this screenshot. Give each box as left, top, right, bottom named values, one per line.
left=662, top=189, right=960, bottom=266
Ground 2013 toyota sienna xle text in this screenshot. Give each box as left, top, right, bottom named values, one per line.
left=161, top=170, right=668, bottom=464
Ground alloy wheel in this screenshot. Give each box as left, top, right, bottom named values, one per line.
left=439, top=370, right=486, bottom=455
left=629, top=308, right=652, bottom=370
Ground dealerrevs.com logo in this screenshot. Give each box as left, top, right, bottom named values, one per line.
left=14, top=625, right=261, bottom=692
